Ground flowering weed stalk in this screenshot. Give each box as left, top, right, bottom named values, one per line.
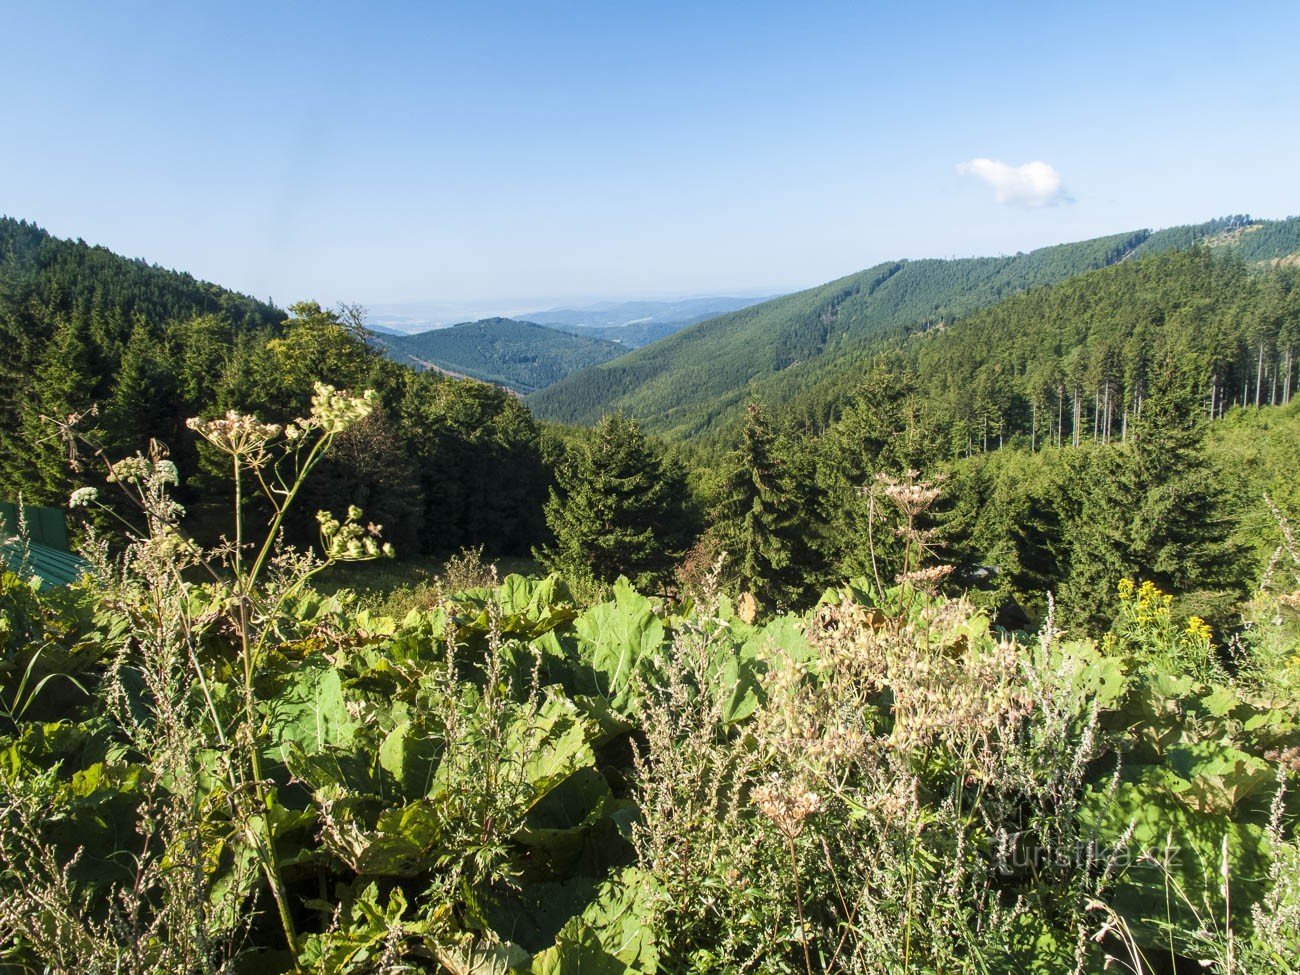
left=58, top=382, right=391, bottom=960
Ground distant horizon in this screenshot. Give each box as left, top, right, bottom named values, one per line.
left=12, top=198, right=1293, bottom=313
left=8, top=208, right=1296, bottom=330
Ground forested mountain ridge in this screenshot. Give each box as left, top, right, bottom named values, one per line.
left=526, top=215, right=1300, bottom=444
left=0, top=216, right=286, bottom=495
left=781, top=244, right=1299, bottom=627
left=4, top=217, right=1300, bottom=975
left=372, top=317, right=625, bottom=394
left=525, top=295, right=771, bottom=329
left=882, top=247, right=1299, bottom=454
left=0, top=218, right=553, bottom=556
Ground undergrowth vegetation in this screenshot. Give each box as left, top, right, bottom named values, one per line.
left=1, top=395, right=1298, bottom=974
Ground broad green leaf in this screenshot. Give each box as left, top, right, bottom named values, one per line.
left=530, top=867, right=658, bottom=975
left=573, top=581, right=664, bottom=712
left=264, top=665, right=359, bottom=756
left=1081, top=769, right=1270, bottom=954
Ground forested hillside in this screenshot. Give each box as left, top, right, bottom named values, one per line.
left=528, top=215, right=1300, bottom=446
left=373, top=317, right=625, bottom=393
left=735, top=246, right=1299, bottom=629
left=818, top=247, right=1299, bottom=454
left=3, top=412, right=1297, bottom=974
left=0, top=219, right=551, bottom=556
left=542, top=318, right=695, bottom=348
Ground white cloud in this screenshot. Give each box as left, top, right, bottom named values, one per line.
left=956, top=158, right=1070, bottom=208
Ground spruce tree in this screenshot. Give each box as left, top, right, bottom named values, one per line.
left=537, top=413, right=694, bottom=591
left=713, top=403, right=812, bottom=611
left=10, top=315, right=106, bottom=503
left=1060, top=362, right=1241, bottom=625
left=1126, top=365, right=1242, bottom=593
left=812, top=360, right=933, bottom=584
left=1057, top=445, right=1138, bottom=625
left=105, top=319, right=176, bottom=454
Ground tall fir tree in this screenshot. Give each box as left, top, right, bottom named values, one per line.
left=814, top=361, right=932, bottom=581
left=537, top=412, right=695, bottom=591
left=9, top=315, right=107, bottom=503
left=105, top=318, right=177, bottom=455
left=713, top=403, right=814, bottom=611
left=1125, top=364, right=1242, bottom=593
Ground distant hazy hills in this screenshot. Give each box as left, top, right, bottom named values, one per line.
left=526, top=216, right=1300, bottom=442
left=368, top=297, right=778, bottom=393
left=372, top=318, right=625, bottom=394
left=524, top=295, right=776, bottom=347
left=365, top=295, right=776, bottom=340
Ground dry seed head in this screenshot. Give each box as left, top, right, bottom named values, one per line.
left=186, top=411, right=282, bottom=464
left=752, top=774, right=821, bottom=837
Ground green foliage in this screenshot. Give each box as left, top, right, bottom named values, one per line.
left=0, top=225, right=553, bottom=559
left=528, top=295, right=771, bottom=348
left=3, top=530, right=1299, bottom=972
left=712, top=403, right=817, bottom=611
left=1207, top=399, right=1300, bottom=578
left=5, top=212, right=1300, bottom=974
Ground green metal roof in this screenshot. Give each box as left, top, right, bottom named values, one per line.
left=0, top=501, right=86, bottom=590
left=0, top=501, right=70, bottom=550
left=1, top=537, right=86, bottom=590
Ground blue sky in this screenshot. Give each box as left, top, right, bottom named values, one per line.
left=3, top=1, right=1298, bottom=309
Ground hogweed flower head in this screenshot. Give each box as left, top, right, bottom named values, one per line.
left=898, top=564, right=954, bottom=591
left=877, top=470, right=944, bottom=517
left=68, top=486, right=99, bottom=508
left=317, top=508, right=394, bottom=562
left=108, top=456, right=152, bottom=484
left=309, top=383, right=377, bottom=434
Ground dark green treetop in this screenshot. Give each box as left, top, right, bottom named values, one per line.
left=537, top=412, right=695, bottom=591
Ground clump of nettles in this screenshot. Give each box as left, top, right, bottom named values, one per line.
left=0, top=383, right=391, bottom=971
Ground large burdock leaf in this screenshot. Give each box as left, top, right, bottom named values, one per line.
left=512, top=696, right=599, bottom=805
left=458, top=573, right=579, bottom=641
left=315, top=793, right=444, bottom=878
left=264, top=664, right=360, bottom=756
left=378, top=716, right=443, bottom=799
left=530, top=867, right=659, bottom=975
left=572, top=580, right=664, bottom=713
left=1164, top=742, right=1273, bottom=814
left=300, top=882, right=531, bottom=973
left=1081, top=766, right=1270, bottom=954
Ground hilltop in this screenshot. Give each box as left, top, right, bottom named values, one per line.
left=372, top=317, right=627, bottom=394
left=525, top=295, right=776, bottom=347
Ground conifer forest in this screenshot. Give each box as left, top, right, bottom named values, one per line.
left=2, top=208, right=1298, bottom=974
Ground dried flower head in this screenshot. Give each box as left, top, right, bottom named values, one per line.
left=877, top=470, right=944, bottom=517
left=752, top=774, right=821, bottom=838
left=186, top=411, right=282, bottom=466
